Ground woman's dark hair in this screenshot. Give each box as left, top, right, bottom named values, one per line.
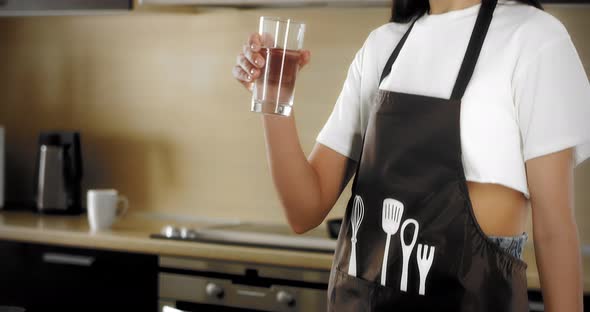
left=390, top=0, right=543, bottom=23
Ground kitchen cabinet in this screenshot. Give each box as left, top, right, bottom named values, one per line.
left=138, top=0, right=590, bottom=6
left=139, top=0, right=388, bottom=6
left=0, top=240, right=158, bottom=312
left=0, top=0, right=132, bottom=16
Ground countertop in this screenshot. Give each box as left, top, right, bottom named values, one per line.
left=0, top=210, right=588, bottom=292
left=0, top=211, right=334, bottom=270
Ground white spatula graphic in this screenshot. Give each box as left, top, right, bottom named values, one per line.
left=380, top=198, right=404, bottom=286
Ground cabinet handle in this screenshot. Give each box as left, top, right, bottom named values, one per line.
left=42, top=252, right=95, bottom=267
left=529, top=301, right=544, bottom=311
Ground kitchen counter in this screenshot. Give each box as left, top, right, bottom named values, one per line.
left=0, top=210, right=588, bottom=292
left=0, top=211, right=334, bottom=270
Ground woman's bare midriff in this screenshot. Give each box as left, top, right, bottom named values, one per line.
left=466, top=182, right=529, bottom=237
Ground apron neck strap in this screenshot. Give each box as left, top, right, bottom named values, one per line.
left=379, top=18, right=417, bottom=85
left=378, top=0, right=498, bottom=101
left=450, top=0, right=497, bottom=100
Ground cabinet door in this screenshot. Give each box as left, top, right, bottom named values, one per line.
left=0, top=241, right=158, bottom=312
left=0, top=241, right=28, bottom=306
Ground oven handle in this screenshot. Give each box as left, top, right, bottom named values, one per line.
left=529, top=301, right=545, bottom=312
left=42, top=252, right=95, bottom=267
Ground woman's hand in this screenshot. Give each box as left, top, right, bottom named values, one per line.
left=232, top=33, right=311, bottom=91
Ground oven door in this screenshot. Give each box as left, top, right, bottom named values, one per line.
left=159, top=272, right=327, bottom=312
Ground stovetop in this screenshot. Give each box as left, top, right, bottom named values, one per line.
left=150, top=222, right=337, bottom=253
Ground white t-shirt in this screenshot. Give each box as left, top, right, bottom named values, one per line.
left=316, top=0, right=590, bottom=197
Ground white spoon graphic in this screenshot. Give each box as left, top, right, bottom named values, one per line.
left=400, top=218, right=419, bottom=292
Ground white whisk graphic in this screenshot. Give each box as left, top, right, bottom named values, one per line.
left=348, top=195, right=365, bottom=277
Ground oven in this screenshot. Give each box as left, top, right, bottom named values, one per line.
left=158, top=256, right=330, bottom=312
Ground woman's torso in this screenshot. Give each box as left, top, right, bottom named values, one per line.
left=349, top=0, right=571, bottom=199
left=467, top=182, right=527, bottom=236
left=328, top=3, right=532, bottom=308
left=363, top=1, right=551, bottom=238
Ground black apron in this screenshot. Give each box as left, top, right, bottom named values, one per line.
left=327, top=0, right=529, bottom=310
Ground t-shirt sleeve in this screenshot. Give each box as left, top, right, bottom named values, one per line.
left=316, top=45, right=365, bottom=161
left=514, top=35, right=590, bottom=166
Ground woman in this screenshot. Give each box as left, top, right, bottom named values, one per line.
left=233, top=0, right=589, bottom=310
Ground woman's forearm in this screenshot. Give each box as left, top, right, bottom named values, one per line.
left=533, top=222, right=584, bottom=312
left=261, top=113, right=325, bottom=233
left=527, top=149, right=583, bottom=311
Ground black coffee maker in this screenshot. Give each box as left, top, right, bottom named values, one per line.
left=34, top=132, right=83, bottom=214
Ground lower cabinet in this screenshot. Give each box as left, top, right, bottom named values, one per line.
left=0, top=240, right=158, bottom=312
left=0, top=240, right=587, bottom=312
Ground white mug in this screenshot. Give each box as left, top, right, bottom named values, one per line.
left=87, top=189, right=128, bottom=231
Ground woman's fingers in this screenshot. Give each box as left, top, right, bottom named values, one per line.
left=233, top=33, right=311, bottom=92
left=232, top=65, right=253, bottom=91
left=233, top=33, right=265, bottom=92
left=248, top=32, right=262, bottom=52
left=237, top=53, right=260, bottom=80
left=244, top=33, right=265, bottom=69
left=299, top=49, right=311, bottom=69
left=233, top=64, right=252, bottom=83
left=242, top=43, right=265, bottom=69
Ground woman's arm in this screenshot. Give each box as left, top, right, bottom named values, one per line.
left=233, top=33, right=356, bottom=234
left=262, top=115, right=356, bottom=233
left=526, top=148, right=584, bottom=311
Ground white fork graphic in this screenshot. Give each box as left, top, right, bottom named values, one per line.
left=380, top=198, right=404, bottom=286
left=348, top=195, right=364, bottom=277
left=416, top=244, right=435, bottom=296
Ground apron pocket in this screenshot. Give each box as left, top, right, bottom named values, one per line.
left=329, top=268, right=374, bottom=311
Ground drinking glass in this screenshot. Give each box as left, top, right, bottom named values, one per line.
left=251, top=16, right=306, bottom=117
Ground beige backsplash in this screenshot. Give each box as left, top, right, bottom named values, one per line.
left=0, top=5, right=588, bottom=243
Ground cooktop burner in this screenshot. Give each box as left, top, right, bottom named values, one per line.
left=151, top=223, right=337, bottom=253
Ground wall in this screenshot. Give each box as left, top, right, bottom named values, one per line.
left=0, top=4, right=588, bottom=242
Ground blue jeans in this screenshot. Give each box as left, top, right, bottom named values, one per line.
left=488, top=232, right=528, bottom=259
